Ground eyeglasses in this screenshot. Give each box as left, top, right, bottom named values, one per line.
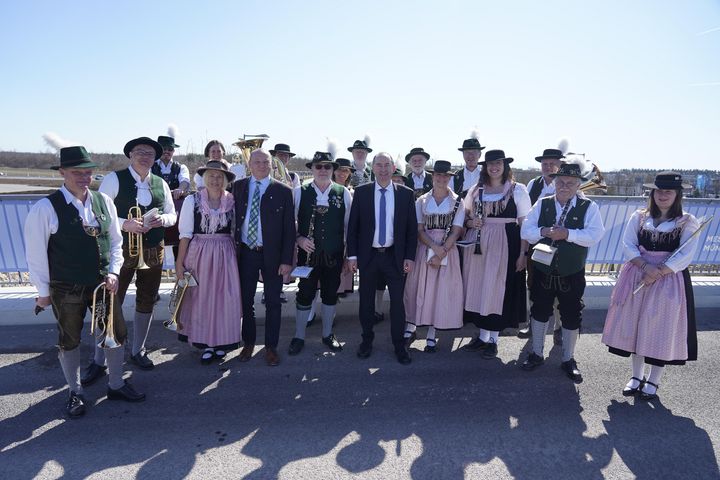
left=132, top=149, right=156, bottom=157
left=313, top=164, right=333, bottom=170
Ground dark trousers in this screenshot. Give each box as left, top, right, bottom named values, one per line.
left=117, top=245, right=164, bottom=313
left=530, top=269, right=585, bottom=330
left=49, top=280, right=127, bottom=350
left=296, top=252, right=343, bottom=308
left=358, top=248, right=406, bottom=350
left=238, top=246, right=283, bottom=349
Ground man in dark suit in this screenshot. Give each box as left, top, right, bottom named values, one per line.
left=347, top=152, right=418, bottom=364
left=232, top=149, right=296, bottom=366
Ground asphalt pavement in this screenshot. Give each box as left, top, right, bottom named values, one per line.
left=1, top=301, right=719, bottom=479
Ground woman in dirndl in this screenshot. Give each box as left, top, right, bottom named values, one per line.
left=403, top=161, right=465, bottom=352
left=602, top=172, right=700, bottom=400
left=175, top=160, right=242, bottom=364
left=461, top=149, right=531, bottom=359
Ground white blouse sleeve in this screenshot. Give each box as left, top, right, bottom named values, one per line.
left=665, top=214, right=701, bottom=273
left=24, top=199, right=56, bottom=297
left=621, top=210, right=643, bottom=262
left=514, top=183, right=532, bottom=218
left=415, top=197, right=424, bottom=223
left=178, top=195, right=196, bottom=239
left=452, top=199, right=466, bottom=227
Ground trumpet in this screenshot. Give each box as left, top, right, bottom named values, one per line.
left=164, top=271, right=198, bottom=332
left=90, top=283, right=121, bottom=349
left=128, top=201, right=150, bottom=270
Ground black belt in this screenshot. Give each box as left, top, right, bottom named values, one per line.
left=372, top=246, right=394, bottom=253
left=241, top=243, right=263, bottom=253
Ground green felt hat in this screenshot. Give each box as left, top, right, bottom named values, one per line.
left=51, top=146, right=97, bottom=170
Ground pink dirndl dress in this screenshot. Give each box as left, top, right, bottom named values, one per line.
left=177, top=191, right=242, bottom=349
left=404, top=191, right=465, bottom=329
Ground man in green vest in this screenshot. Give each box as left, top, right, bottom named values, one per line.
left=289, top=152, right=352, bottom=355
left=520, top=161, right=605, bottom=382
left=25, top=146, right=145, bottom=417
left=83, top=137, right=177, bottom=384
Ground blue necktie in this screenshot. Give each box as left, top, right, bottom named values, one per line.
left=378, top=187, right=387, bottom=246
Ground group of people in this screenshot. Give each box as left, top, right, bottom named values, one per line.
left=24, top=131, right=701, bottom=419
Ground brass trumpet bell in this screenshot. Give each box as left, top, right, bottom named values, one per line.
left=164, top=271, right=198, bottom=332
left=90, top=283, right=121, bottom=349
left=128, top=202, right=150, bottom=270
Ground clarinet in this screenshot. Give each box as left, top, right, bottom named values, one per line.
left=306, top=201, right=317, bottom=267
left=473, top=187, right=484, bottom=255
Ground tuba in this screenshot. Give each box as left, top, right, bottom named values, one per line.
left=566, top=153, right=608, bottom=194
left=90, top=283, right=121, bottom=349
left=127, top=201, right=150, bottom=270
left=232, top=134, right=292, bottom=185
left=164, top=271, right=198, bottom=332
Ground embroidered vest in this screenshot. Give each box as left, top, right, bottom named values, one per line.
left=297, top=183, right=346, bottom=265
left=534, top=196, right=592, bottom=276
left=114, top=168, right=166, bottom=247
left=151, top=161, right=181, bottom=190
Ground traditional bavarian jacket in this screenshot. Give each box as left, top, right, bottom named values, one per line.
left=405, top=171, right=433, bottom=199
left=24, top=186, right=123, bottom=296
left=99, top=166, right=177, bottom=248
left=452, top=166, right=481, bottom=195
left=151, top=159, right=190, bottom=190
left=622, top=210, right=700, bottom=272
left=293, top=181, right=352, bottom=266
left=527, top=176, right=556, bottom=206
left=521, top=194, right=605, bottom=276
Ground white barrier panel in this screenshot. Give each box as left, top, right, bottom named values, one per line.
left=1, top=194, right=719, bottom=273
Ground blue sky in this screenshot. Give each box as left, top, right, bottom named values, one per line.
left=1, top=0, right=718, bottom=171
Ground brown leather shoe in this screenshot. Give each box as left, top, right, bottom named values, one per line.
left=238, top=344, right=254, bottom=362
left=265, top=348, right=280, bottom=366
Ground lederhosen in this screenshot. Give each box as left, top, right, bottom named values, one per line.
left=151, top=161, right=184, bottom=248
left=47, top=190, right=127, bottom=349
left=404, top=173, right=433, bottom=200
left=529, top=195, right=591, bottom=330
left=607, top=223, right=698, bottom=366
left=114, top=168, right=167, bottom=314
left=295, top=183, right=346, bottom=307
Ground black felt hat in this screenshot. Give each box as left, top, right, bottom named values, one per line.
left=643, top=171, right=692, bottom=190
left=157, top=135, right=180, bottom=149
left=535, top=148, right=565, bottom=162
left=347, top=140, right=372, bottom=152
left=306, top=151, right=338, bottom=170
left=480, top=149, right=513, bottom=164
left=405, top=147, right=431, bottom=162
left=269, top=143, right=295, bottom=157
left=550, top=163, right=587, bottom=181
left=425, top=160, right=456, bottom=176
left=196, top=160, right=236, bottom=183
left=123, top=137, right=163, bottom=160
left=458, top=138, right=485, bottom=151
left=51, top=146, right=97, bottom=170
left=335, top=158, right=356, bottom=172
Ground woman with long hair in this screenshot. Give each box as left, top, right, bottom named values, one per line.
left=602, top=172, right=700, bottom=400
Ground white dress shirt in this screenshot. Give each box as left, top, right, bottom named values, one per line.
left=527, top=176, right=556, bottom=204
left=622, top=210, right=700, bottom=273
left=241, top=176, right=271, bottom=246
left=154, top=159, right=190, bottom=184
left=416, top=191, right=465, bottom=227
left=24, top=186, right=124, bottom=297
left=453, top=166, right=481, bottom=192
left=99, top=166, right=177, bottom=228
left=410, top=171, right=428, bottom=189
left=293, top=181, right=353, bottom=233
left=373, top=182, right=395, bottom=247
left=521, top=195, right=605, bottom=247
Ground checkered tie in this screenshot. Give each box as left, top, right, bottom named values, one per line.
left=247, top=181, right=261, bottom=248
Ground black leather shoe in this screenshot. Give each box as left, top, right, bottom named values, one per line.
left=639, top=381, right=659, bottom=401
left=322, top=334, right=343, bottom=352
left=373, top=312, right=384, bottom=325
left=481, top=342, right=498, bottom=359
left=357, top=341, right=373, bottom=359
left=461, top=338, right=488, bottom=352
left=288, top=338, right=305, bottom=356
left=129, top=352, right=154, bottom=370
left=622, top=377, right=644, bottom=396
left=200, top=349, right=214, bottom=365
left=395, top=348, right=412, bottom=365
left=521, top=352, right=545, bottom=371
left=423, top=341, right=437, bottom=353
left=561, top=358, right=583, bottom=383
left=107, top=381, right=146, bottom=402
left=66, top=391, right=86, bottom=418
left=81, top=362, right=107, bottom=386
left=517, top=327, right=532, bottom=339
left=553, top=328, right=563, bottom=346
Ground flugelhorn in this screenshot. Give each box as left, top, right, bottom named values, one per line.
left=90, top=283, right=121, bottom=349
left=164, top=271, right=198, bottom=332
left=128, top=201, right=150, bottom=270
left=232, top=134, right=292, bottom=185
